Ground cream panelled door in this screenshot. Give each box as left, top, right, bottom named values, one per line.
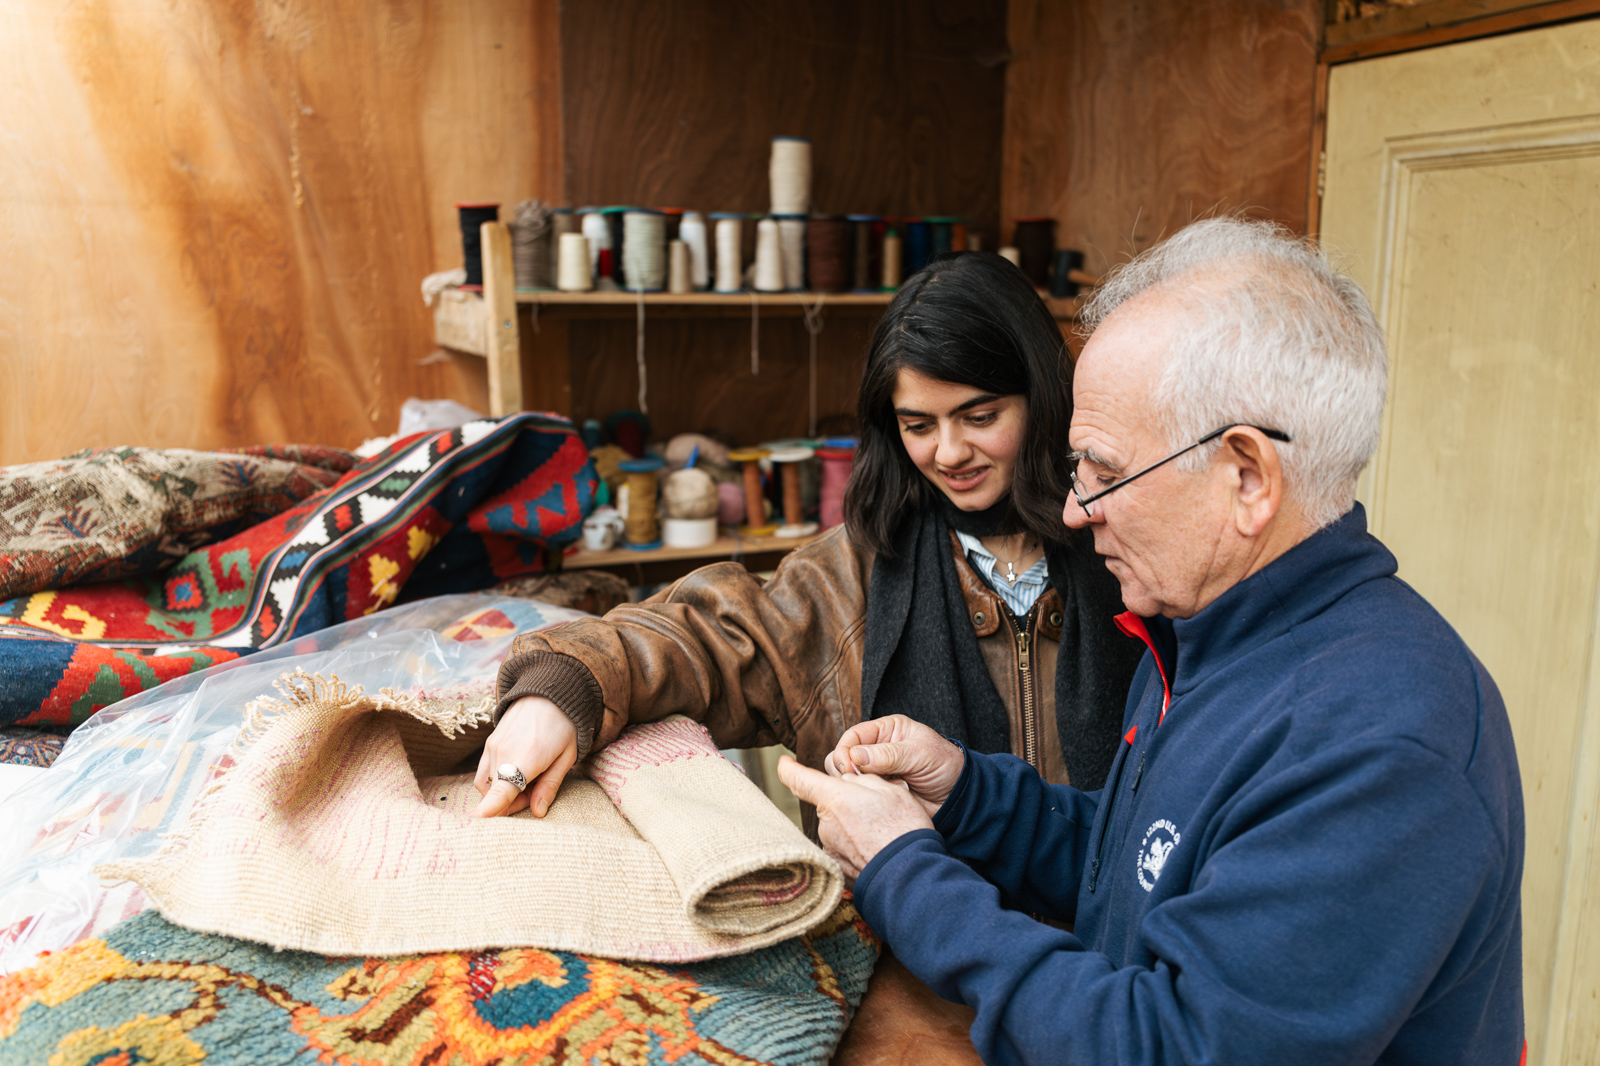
left=1321, top=20, right=1600, bottom=1066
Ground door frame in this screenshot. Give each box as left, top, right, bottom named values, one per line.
left=1306, top=0, right=1600, bottom=236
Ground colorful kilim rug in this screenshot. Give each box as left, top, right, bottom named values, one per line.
left=0, top=903, right=877, bottom=1066
left=0, top=415, right=596, bottom=729
left=0, top=444, right=355, bottom=600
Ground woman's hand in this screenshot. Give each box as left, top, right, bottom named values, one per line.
left=473, top=696, right=579, bottom=818
left=824, top=714, right=964, bottom=818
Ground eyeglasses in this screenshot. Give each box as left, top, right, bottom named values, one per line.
left=1071, top=424, right=1292, bottom=517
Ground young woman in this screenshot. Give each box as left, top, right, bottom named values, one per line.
left=474, top=252, right=1144, bottom=831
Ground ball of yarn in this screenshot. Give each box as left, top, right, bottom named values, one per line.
left=663, top=468, right=719, bottom=520
left=717, top=482, right=745, bottom=527
left=664, top=433, right=732, bottom=471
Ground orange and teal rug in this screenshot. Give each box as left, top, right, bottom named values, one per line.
left=0, top=902, right=877, bottom=1066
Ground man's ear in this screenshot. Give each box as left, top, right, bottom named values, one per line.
left=1220, top=427, right=1284, bottom=537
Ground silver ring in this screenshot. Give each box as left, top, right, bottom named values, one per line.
left=496, top=762, right=528, bottom=792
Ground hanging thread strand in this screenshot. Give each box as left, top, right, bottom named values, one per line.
left=636, top=288, right=648, bottom=414
left=800, top=294, right=826, bottom=438
left=750, top=291, right=760, bottom=376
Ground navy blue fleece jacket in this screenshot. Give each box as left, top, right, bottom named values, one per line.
left=853, top=506, right=1524, bottom=1065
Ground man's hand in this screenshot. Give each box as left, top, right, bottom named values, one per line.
left=776, top=755, right=935, bottom=880
left=824, top=714, right=964, bottom=818
left=473, top=696, right=579, bottom=818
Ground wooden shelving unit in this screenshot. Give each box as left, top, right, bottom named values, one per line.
left=430, top=223, right=1083, bottom=582
left=560, top=529, right=824, bottom=585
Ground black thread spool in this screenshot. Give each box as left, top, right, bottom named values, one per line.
left=1012, top=217, right=1055, bottom=288
left=848, top=215, right=879, bottom=291
left=603, top=206, right=630, bottom=286
left=1051, top=248, right=1088, bottom=298
left=807, top=216, right=851, bottom=293
left=456, top=202, right=500, bottom=287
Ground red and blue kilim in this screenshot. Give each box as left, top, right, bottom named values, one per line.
left=0, top=414, right=596, bottom=728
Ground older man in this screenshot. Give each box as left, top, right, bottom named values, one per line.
left=779, top=219, right=1524, bottom=1065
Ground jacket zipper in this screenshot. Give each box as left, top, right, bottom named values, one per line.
left=1007, top=608, right=1040, bottom=769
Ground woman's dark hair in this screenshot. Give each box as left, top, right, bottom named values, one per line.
left=843, top=251, right=1075, bottom=557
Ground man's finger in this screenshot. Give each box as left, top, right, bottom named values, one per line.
left=526, top=745, right=577, bottom=818
left=850, top=741, right=918, bottom=774
left=777, top=754, right=849, bottom=808
left=473, top=779, right=521, bottom=818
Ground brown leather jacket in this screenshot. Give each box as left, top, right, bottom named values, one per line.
left=497, top=525, right=1084, bottom=796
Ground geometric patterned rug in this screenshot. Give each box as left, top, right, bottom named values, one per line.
left=0, top=902, right=878, bottom=1066
left=0, top=415, right=597, bottom=730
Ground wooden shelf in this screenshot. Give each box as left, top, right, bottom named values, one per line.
left=558, top=529, right=824, bottom=585
left=517, top=290, right=894, bottom=307
left=429, top=225, right=1089, bottom=418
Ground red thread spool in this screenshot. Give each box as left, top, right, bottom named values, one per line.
left=817, top=442, right=856, bottom=529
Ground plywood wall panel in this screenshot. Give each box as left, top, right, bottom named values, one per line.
left=0, top=0, right=559, bottom=465
left=561, top=0, right=1007, bottom=243
left=1002, top=0, right=1322, bottom=276
left=566, top=315, right=875, bottom=447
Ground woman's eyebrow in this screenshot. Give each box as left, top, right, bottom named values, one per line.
left=893, top=393, right=1005, bottom=419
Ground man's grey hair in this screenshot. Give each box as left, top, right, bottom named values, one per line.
left=1080, top=218, right=1388, bottom=530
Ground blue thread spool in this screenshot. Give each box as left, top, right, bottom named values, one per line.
left=903, top=218, right=933, bottom=277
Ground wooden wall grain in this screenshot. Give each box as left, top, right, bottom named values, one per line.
left=561, top=0, right=1008, bottom=242
left=0, top=0, right=561, bottom=465
left=1002, top=0, right=1322, bottom=277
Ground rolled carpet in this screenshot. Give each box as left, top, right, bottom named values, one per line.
left=98, top=672, right=844, bottom=961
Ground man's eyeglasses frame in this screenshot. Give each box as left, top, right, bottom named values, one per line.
left=1071, top=424, right=1292, bottom=517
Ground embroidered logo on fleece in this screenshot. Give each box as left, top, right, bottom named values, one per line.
left=1137, top=819, right=1181, bottom=892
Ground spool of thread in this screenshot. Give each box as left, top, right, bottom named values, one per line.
left=807, top=216, right=850, bottom=293
left=658, top=207, right=684, bottom=243
left=754, top=218, right=785, bottom=293
left=679, top=211, right=710, bottom=289
left=1012, top=217, right=1056, bottom=288
left=775, top=215, right=806, bottom=291
left=769, top=446, right=818, bottom=538
left=929, top=217, right=955, bottom=256
left=455, top=202, right=500, bottom=287
left=712, top=213, right=743, bottom=293
left=769, top=136, right=812, bottom=215
left=952, top=221, right=968, bottom=255
left=728, top=448, right=773, bottom=533
left=1051, top=247, right=1089, bottom=298
left=548, top=209, right=576, bottom=285
left=998, top=245, right=1022, bottom=267
left=623, top=210, right=665, bottom=291
left=881, top=231, right=903, bottom=289
left=965, top=232, right=982, bottom=252
left=903, top=219, right=933, bottom=277
left=603, top=207, right=631, bottom=286
left=556, top=233, right=593, bottom=291
left=848, top=215, right=876, bottom=291
left=619, top=456, right=664, bottom=547
left=817, top=440, right=856, bottom=529
left=667, top=239, right=692, bottom=294
left=510, top=200, right=552, bottom=289
left=581, top=210, right=610, bottom=282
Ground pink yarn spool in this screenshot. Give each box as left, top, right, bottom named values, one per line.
left=716, top=481, right=746, bottom=527
left=817, top=444, right=856, bottom=529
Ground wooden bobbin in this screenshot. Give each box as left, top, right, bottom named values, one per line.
left=618, top=456, right=665, bottom=548
left=769, top=446, right=818, bottom=539
left=728, top=448, right=776, bottom=536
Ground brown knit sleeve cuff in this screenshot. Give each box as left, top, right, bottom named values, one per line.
left=493, top=650, right=605, bottom=760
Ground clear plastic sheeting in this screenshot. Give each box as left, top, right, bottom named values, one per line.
left=0, top=594, right=588, bottom=974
